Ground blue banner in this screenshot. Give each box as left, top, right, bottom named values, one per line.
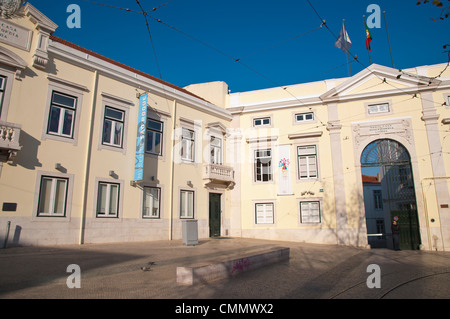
left=134, top=93, right=148, bottom=181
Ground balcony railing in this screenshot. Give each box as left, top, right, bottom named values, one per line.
left=0, top=121, right=22, bottom=161
left=203, top=163, right=235, bottom=188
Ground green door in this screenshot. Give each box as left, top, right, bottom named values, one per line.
left=209, top=193, right=221, bottom=237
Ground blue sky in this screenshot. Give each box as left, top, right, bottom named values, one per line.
left=31, top=0, right=449, bottom=92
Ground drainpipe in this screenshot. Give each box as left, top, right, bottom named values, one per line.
left=169, top=100, right=177, bottom=240
left=79, top=70, right=99, bottom=245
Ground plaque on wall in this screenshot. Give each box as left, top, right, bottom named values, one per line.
left=0, top=18, right=33, bottom=51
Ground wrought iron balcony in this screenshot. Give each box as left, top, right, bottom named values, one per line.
left=203, top=163, right=235, bottom=189
left=0, top=121, right=22, bottom=162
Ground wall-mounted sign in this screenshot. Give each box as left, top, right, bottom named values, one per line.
left=0, top=17, right=32, bottom=51
left=134, top=93, right=148, bottom=181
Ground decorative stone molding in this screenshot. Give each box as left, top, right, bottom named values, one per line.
left=24, top=3, right=57, bottom=70
left=352, top=118, right=413, bottom=147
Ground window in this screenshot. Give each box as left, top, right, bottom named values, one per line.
left=146, top=119, right=163, bottom=155
left=254, top=149, right=272, bottom=182
left=181, top=128, right=195, bottom=162
left=298, top=146, right=318, bottom=179
left=143, top=187, right=161, bottom=218
left=376, top=219, right=385, bottom=234
left=295, top=112, right=314, bottom=123
left=102, top=106, right=124, bottom=148
left=368, top=103, right=390, bottom=114
left=180, top=190, right=194, bottom=218
left=0, top=75, right=6, bottom=118
left=300, top=201, right=321, bottom=223
left=37, top=176, right=68, bottom=217
left=373, top=190, right=383, bottom=209
left=97, top=182, right=120, bottom=218
left=47, top=91, right=77, bottom=138
left=210, top=136, right=222, bottom=165
left=253, top=117, right=270, bottom=127
left=255, top=203, right=274, bottom=224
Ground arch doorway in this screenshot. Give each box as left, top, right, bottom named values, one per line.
left=361, top=139, right=421, bottom=250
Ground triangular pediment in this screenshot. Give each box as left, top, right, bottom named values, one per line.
left=0, top=46, right=27, bottom=70
left=320, top=64, right=441, bottom=103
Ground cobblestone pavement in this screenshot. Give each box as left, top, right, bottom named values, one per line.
left=0, top=237, right=449, bottom=300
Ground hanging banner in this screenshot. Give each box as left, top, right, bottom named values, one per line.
left=278, top=145, right=292, bottom=195
left=134, top=93, right=148, bottom=181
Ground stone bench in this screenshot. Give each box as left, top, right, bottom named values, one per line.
left=176, top=247, right=290, bottom=285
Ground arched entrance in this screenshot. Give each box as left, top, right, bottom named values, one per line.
left=361, top=139, right=421, bottom=250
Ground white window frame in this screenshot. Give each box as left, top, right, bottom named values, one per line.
left=181, top=128, right=195, bottom=162
left=96, top=182, right=120, bottom=218
left=299, top=201, right=321, bottom=224
left=298, top=145, right=318, bottom=179
left=180, top=189, right=194, bottom=219
left=253, top=116, right=271, bottom=127
left=146, top=118, right=163, bottom=155
left=98, top=94, right=131, bottom=154
left=254, top=149, right=273, bottom=182
left=46, top=91, right=77, bottom=138
left=255, top=202, right=274, bottom=224
left=210, top=136, right=223, bottom=165
left=365, top=101, right=393, bottom=116
left=102, top=106, right=125, bottom=148
left=42, top=77, right=87, bottom=145
left=37, top=176, right=69, bottom=217
left=295, top=112, right=314, bottom=123
left=143, top=186, right=161, bottom=219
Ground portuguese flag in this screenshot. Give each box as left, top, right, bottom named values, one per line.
left=365, top=22, right=372, bottom=51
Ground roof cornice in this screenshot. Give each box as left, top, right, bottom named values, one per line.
left=48, top=37, right=232, bottom=121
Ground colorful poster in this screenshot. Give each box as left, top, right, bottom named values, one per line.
left=278, top=145, right=292, bottom=195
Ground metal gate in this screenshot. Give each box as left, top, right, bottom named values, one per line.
left=361, top=139, right=421, bottom=250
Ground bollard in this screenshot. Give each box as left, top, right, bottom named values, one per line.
left=3, top=221, right=11, bottom=249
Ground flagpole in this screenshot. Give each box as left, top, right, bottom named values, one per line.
left=363, top=15, right=372, bottom=64
left=383, top=11, right=395, bottom=68
left=343, top=19, right=352, bottom=76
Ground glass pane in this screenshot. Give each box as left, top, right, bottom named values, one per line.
left=305, top=113, right=313, bottom=120
left=151, top=188, right=160, bottom=217
left=146, top=131, right=154, bottom=153
left=54, top=179, right=67, bottom=215
left=53, top=92, right=76, bottom=108
left=109, top=184, right=119, bottom=215
left=113, top=122, right=123, bottom=146
left=48, top=106, right=61, bottom=133
left=62, top=110, right=73, bottom=136
left=180, top=138, right=186, bottom=158
left=147, top=119, right=162, bottom=131
left=103, top=119, right=112, bottom=144
left=296, top=114, right=304, bottom=121
left=0, top=76, right=4, bottom=89
left=143, top=188, right=152, bottom=216
left=105, top=107, right=123, bottom=121
left=180, top=191, right=186, bottom=217
left=97, top=184, right=107, bottom=214
left=298, top=146, right=316, bottom=156
left=262, top=118, right=270, bottom=125
left=254, top=119, right=261, bottom=126
left=210, top=136, right=221, bottom=147
left=182, top=128, right=194, bottom=139
left=187, top=191, right=193, bottom=217
left=154, top=132, right=161, bottom=154
left=38, top=178, right=52, bottom=214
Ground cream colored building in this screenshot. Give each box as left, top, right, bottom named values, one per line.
left=1, top=4, right=449, bottom=251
